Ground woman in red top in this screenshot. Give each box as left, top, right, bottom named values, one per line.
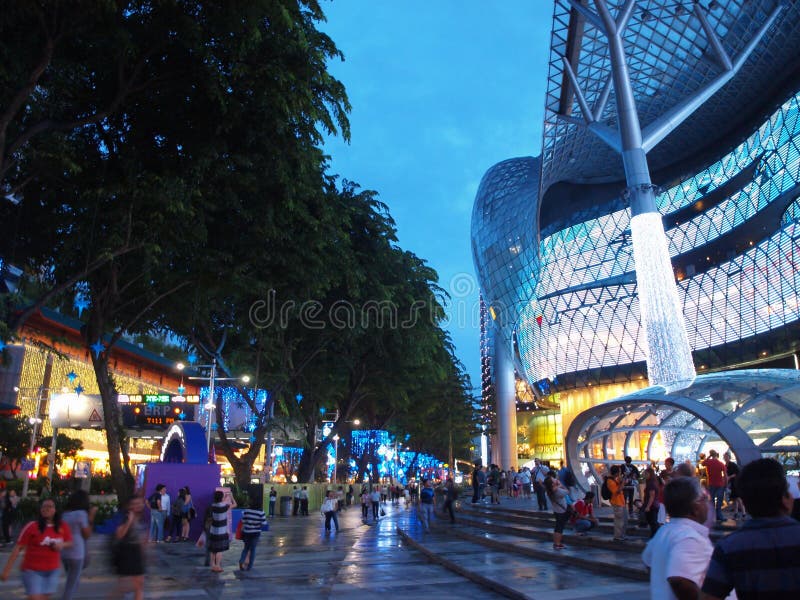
left=0, top=498, right=73, bottom=599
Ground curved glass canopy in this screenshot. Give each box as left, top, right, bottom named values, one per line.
left=565, top=369, right=800, bottom=489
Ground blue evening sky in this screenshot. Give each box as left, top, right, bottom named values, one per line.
left=320, top=1, right=554, bottom=389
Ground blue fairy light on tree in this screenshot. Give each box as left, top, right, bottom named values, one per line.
left=73, top=294, right=90, bottom=318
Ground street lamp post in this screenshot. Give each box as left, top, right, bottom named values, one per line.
left=331, top=434, right=339, bottom=484
left=18, top=385, right=46, bottom=498
left=177, top=359, right=250, bottom=456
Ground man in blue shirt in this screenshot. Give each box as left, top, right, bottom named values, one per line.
left=418, top=479, right=435, bottom=532
left=701, top=458, right=800, bottom=599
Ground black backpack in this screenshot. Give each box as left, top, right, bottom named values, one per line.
left=600, top=477, right=612, bottom=501
left=148, top=492, right=160, bottom=509
left=564, top=469, right=576, bottom=488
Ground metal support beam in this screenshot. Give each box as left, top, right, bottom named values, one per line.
left=641, top=4, right=783, bottom=152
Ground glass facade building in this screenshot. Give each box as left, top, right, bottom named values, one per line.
left=471, top=0, right=800, bottom=470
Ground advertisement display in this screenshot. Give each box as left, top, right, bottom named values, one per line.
left=49, top=393, right=105, bottom=429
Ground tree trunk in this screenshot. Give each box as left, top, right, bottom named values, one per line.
left=89, top=344, right=134, bottom=505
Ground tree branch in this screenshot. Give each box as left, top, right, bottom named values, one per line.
left=8, top=243, right=144, bottom=334
left=107, top=280, right=192, bottom=350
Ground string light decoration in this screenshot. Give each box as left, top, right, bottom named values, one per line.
left=198, top=386, right=266, bottom=432
left=271, top=446, right=303, bottom=481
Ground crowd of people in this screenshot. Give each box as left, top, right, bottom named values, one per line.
left=1, top=457, right=799, bottom=598
left=643, top=457, right=800, bottom=599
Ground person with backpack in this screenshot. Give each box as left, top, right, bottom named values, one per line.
left=168, top=488, right=185, bottom=543
left=621, top=457, right=640, bottom=516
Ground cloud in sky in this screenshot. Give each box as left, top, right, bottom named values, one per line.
left=320, top=1, right=553, bottom=388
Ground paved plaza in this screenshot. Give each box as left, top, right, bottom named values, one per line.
left=0, top=498, right=650, bottom=599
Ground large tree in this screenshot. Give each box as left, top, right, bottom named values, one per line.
left=0, top=0, right=350, bottom=501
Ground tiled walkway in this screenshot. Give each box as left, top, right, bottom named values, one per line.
left=0, top=499, right=649, bottom=599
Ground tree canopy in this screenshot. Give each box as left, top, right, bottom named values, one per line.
left=0, top=0, right=477, bottom=495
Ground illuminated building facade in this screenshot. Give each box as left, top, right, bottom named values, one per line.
left=471, top=0, right=800, bottom=470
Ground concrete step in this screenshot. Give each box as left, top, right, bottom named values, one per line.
left=452, top=511, right=647, bottom=554
left=397, top=526, right=649, bottom=600
left=438, top=523, right=649, bottom=581
left=460, top=503, right=652, bottom=539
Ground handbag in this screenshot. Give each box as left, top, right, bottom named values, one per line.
left=379, top=507, right=386, bottom=517
left=195, top=532, right=206, bottom=548
left=235, top=520, right=243, bottom=540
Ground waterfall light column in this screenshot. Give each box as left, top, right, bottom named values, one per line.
left=564, top=0, right=781, bottom=389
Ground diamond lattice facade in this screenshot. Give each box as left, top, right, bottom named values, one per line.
left=471, top=0, right=800, bottom=468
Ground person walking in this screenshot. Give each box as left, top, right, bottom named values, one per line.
left=291, top=486, right=301, bottom=516
left=418, top=479, right=435, bottom=532
left=60, top=490, right=97, bottom=600
left=702, top=449, right=727, bottom=522
left=268, top=487, right=277, bottom=518
left=109, top=494, right=146, bottom=600
left=238, top=498, right=267, bottom=570
left=1, top=489, right=19, bottom=547
left=369, top=487, right=381, bottom=521
left=321, top=491, right=340, bottom=532
left=1, top=497, right=73, bottom=600
left=471, top=463, right=486, bottom=504
left=360, top=488, right=370, bottom=521
left=299, top=486, right=309, bottom=516
left=442, top=478, right=458, bottom=524
left=207, top=490, right=231, bottom=572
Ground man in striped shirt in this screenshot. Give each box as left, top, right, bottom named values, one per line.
left=238, top=498, right=267, bottom=571
left=701, top=458, right=800, bottom=599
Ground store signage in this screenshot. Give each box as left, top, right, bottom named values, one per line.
left=121, top=403, right=195, bottom=428
left=117, top=393, right=200, bottom=404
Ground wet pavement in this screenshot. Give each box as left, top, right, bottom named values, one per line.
left=0, top=498, right=650, bottom=599
left=0, top=502, right=502, bottom=599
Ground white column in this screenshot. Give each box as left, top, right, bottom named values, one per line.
left=494, top=340, right=518, bottom=470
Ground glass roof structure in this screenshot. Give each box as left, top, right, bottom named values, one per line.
left=565, top=369, right=800, bottom=488
left=542, top=0, right=800, bottom=194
